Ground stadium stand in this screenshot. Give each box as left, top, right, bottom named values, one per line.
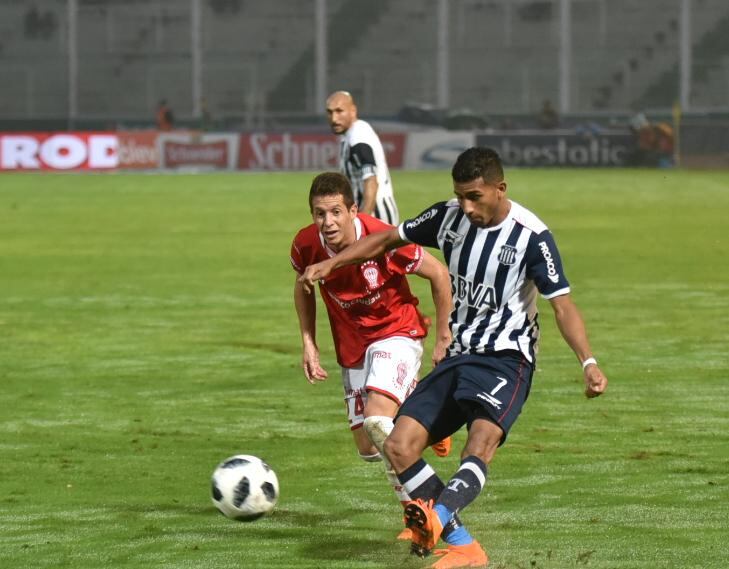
left=0, top=0, right=728, bottom=122
left=637, top=8, right=729, bottom=109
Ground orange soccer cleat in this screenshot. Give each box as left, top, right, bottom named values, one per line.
left=403, top=499, right=444, bottom=558
left=396, top=527, right=413, bottom=541
left=430, top=540, right=489, bottom=568
left=430, top=436, right=452, bottom=457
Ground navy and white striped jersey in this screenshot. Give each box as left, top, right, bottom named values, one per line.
left=339, top=119, right=399, bottom=225
left=398, top=199, right=570, bottom=363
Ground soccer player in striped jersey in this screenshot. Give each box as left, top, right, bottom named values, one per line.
left=291, top=172, right=453, bottom=539
left=299, top=148, right=608, bottom=569
left=326, top=90, right=400, bottom=224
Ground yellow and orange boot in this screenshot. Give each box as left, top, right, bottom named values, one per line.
left=403, top=499, right=444, bottom=557
left=430, top=436, right=452, bottom=457
left=430, top=540, right=489, bottom=568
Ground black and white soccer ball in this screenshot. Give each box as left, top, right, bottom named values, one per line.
left=211, top=454, right=279, bottom=521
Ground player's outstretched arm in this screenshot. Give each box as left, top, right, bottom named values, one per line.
left=293, top=277, right=328, bottom=383
left=414, top=251, right=453, bottom=366
left=298, top=227, right=405, bottom=293
left=548, top=294, right=608, bottom=398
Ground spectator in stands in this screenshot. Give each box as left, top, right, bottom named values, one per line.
left=156, top=100, right=174, bottom=131
left=628, top=112, right=674, bottom=167
left=653, top=122, right=675, bottom=168
left=326, top=91, right=399, bottom=225
left=537, top=99, right=559, bottom=129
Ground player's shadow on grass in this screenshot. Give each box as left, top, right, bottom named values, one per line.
left=289, top=508, right=424, bottom=567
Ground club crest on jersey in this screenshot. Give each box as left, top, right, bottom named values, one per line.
left=498, top=244, right=517, bottom=265
left=361, top=261, right=381, bottom=290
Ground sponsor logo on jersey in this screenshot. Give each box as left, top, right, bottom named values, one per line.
left=440, top=228, right=463, bottom=246
left=405, top=208, right=438, bottom=230
left=538, top=241, right=560, bottom=283
left=403, top=245, right=423, bottom=273
left=498, top=244, right=517, bottom=265
left=326, top=289, right=381, bottom=309
left=453, top=275, right=497, bottom=310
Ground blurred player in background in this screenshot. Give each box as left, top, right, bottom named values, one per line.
left=300, top=148, right=608, bottom=569
left=326, top=90, right=399, bottom=224
left=291, top=172, right=452, bottom=539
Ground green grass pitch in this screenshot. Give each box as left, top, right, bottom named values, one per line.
left=1, top=168, right=728, bottom=569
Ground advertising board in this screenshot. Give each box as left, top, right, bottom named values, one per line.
left=238, top=132, right=405, bottom=170
left=0, top=132, right=118, bottom=170
left=475, top=132, right=636, bottom=167
left=404, top=132, right=475, bottom=169
left=157, top=133, right=239, bottom=170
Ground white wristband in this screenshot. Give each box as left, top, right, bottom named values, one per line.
left=582, top=357, right=597, bottom=370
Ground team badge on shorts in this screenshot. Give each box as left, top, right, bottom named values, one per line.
left=395, top=361, right=408, bottom=387
left=498, top=244, right=517, bottom=265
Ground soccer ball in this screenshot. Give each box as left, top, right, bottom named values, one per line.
left=211, top=454, right=279, bottom=521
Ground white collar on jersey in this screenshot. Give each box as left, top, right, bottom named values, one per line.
left=319, top=216, right=363, bottom=258
left=485, top=200, right=514, bottom=231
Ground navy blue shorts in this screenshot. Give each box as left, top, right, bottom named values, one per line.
left=396, top=351, right=534, bottom=445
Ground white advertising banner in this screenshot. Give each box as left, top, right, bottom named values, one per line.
left=404, top=132, right=475, bottom=170
left=0, top=132, right=119, bottom=171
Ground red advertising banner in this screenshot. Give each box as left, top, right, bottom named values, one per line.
left=117, top=131, right=159, bottom=169
left=164, top=140, right=229, bottom=169
left=157, top=133, right=239, bottom=170
left=0, top=132, right=119, bottom=171
left=381, top=133, right=405, bottom=168
left=238, top=132, right=405, bottom=170
left=0, top=130, right=406, bottom=172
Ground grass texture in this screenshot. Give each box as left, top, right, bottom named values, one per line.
left=1, top=168, right=728, bottom=569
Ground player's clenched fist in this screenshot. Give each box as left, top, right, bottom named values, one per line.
left=298, top=260, right=334, bottom=293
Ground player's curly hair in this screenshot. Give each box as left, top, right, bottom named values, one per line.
left=452, top=147, right=504, bottom=185
left=308, top=172, right=355, bottom=212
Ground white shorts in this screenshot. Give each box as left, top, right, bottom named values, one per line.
left=341, top=336, right=423, bottom=430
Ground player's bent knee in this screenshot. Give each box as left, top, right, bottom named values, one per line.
left=362, top=415, right=394, bottom=454
left=383, top=434, right=416, bottom=465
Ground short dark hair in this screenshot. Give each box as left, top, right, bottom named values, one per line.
left=308, top=172, right=355, bottom=212
left=451, top=147, right=504, bottom=185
